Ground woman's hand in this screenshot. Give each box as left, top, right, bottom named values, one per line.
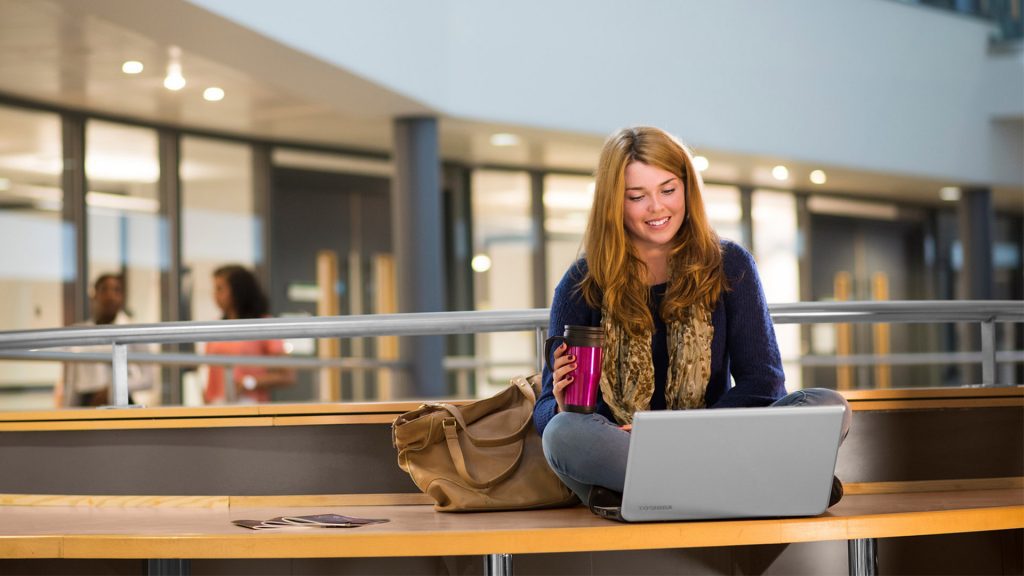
left=551, top=342, right=577, bottom=413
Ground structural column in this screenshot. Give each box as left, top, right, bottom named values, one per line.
left=957, top=187, right=994, bottom=301
left=61, top=113, right=88, bottom=326
left=529, top=171, right=547, bottom=309
left=158, top=129, right=183, bottom=405
left=392, top=117, right=446, bottom=397
left=957, top=187, right=994, bottom=385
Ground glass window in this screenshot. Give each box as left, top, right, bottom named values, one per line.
left=752, top=190, right=802, bottom=389
left=85, top=120, right=162, bottom=406
left=181, top=136, right=256, bottom=324
left=543, top=174, right=593, bottom=305
left=472, top=170, right=533, bottom=396
left=703, top=184, right=743, bottom=247
left=85, top=121, right=161, bottom=324
left=0, top=105, right=64, bottom=410
left=180, top=137, right=257, bottom=406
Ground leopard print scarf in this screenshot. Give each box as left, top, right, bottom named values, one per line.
left=598, top=304, right=713, bottom=425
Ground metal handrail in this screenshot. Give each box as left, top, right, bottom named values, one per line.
left=0, top=301, right=1020, bottom=402
left=1, top=350, right=1021, bottom=370
left=0, top=301, right=1020, bottom=351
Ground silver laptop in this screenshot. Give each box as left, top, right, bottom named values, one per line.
left=613, top=405, right=845, bottom=522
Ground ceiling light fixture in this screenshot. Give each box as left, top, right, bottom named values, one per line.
left=809, top=169, right=827, bottom=185
left=471, top=254, right=493, bottom=273
left=692, top=156, right=709, bottom=172
left=163, top=46, right=185, bottom=91
left=121, top=60, right=144, bottom=74
left=939, top=186, right=961, bottom=201
left=203, top=87, right=225, bottom=102
left=489, top=133, right=521, bottom=147
left=771, top=165, right=789, bottom=181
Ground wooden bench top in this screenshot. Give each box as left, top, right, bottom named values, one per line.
left=0, top=489, right=1020, bottom=559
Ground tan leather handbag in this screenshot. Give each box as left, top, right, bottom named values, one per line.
left=392, top=374, right=579, bottom=512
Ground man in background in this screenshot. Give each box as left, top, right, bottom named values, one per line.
left=55, top=274, right=155, bottom=407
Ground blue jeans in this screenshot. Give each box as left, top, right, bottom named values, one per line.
left=540, top=388, right=852, bottom=504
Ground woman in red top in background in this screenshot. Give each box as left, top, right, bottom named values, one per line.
left=204, top=265, right=295, bottom=404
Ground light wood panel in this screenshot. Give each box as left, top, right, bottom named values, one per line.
left=847, top=397, right=1024, bottom=411
left=6, top=479, right=1017, bottom=510
left=0, top=494, right=229, bottom=509
left=230, top=493, right=433, bottom=508
left=0, top=493, right=431, bottom=509
left=845, top=477, right=1024, bottom=495
left=0, top=387, right=1018, bottom=431
left=0, top=417, right=276, bottom=432
left=842, top=386, right=1023, bottom=401
left=269, top=414, right=398, bottom=426
left=0, top=490, right=1019, bottom=559
left=0, top=536, right=62, bottom=559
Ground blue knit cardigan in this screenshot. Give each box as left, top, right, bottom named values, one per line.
left=534, top=240, right=787, bottom=435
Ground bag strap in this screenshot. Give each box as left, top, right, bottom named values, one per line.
left=442, top=418, right=524, bottom=489
left=436, top=379, right=536, bottom=447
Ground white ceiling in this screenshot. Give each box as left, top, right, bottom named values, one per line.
left=0, top=0, right=1019, bottom=212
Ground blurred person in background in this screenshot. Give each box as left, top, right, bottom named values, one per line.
left=56, top=274, right=155, bottom=407
left=203, top=264, right=294, bottom=404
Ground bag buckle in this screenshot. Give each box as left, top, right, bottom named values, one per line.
left=442, top=417, right=457, bottom=435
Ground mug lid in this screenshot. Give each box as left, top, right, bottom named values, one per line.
left=564, top=325, right=603, bottom=335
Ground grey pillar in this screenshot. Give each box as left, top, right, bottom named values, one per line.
left=61, top=113, right=88, bottom=326
left=529, top=171, right=547, bottom=308
left=957, top=187, right=994, bottom=300
left=796, top=194, right=815, bottom=389
left=739, top=186, right=754, bottom=254
left=252, top=143, right=273, bottom=293
left=393, top=117, right=446, bottom=397
left=957, top=187, right=994, bottom=385
left=158, top=130, right=183, bottom=405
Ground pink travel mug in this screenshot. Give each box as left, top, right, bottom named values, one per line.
left=544, top=325, right=604, bottom=413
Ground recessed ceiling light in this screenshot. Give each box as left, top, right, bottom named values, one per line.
left=163, top=63, right=185, bottom=91
left=121, top=60, right=144, bottom=74
left=471, top=254, right=492, bottom=272
left=771, top=165, right=789, bottom=181
left=203, top=87, right=225, bottom=102
left=809, top=169, right=827, bottom=185
left=489, top=133, right=521, bottom=147
left=692, top=156, right=709, bottom=172
left=164, top=46, right=185, bottom=91
left=940, top=186, right=961, bottom=201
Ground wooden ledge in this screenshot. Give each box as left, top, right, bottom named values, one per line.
left=843, top=386, right=1023, bottom=411
left=0, top=401, right=454, bottom=431
left=0, top=387, right=1019, bottom=431
left=2, top=478, right=1018, bottom=509
left=0, top=490, right=1020, bottom=559
left=0, top=492, right=435, bottom=509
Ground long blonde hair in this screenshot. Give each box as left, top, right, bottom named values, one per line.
left=580, top=126, right=726, bottom=337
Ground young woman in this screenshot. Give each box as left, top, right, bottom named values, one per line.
left=534, top=126, right=850, bottom=510
left=204, top=265, right=295, bottom=404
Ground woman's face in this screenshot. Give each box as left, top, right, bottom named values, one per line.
left=622, top=161, right=686, bottom=254
left=213, top=274, right=234, bottom=316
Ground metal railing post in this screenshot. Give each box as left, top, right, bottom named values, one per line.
left=224, top=365, right=237, bottom=402
left=980, top=320, right=997, bottom=386
left=535, top=327, right=546, bottom=373
left=112, top=343, right=129, bottom=406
